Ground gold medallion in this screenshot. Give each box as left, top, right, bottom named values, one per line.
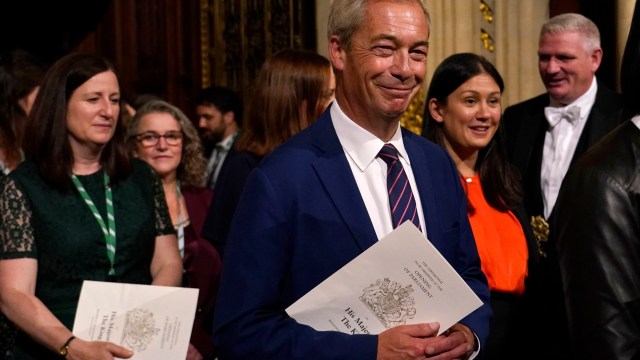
left=530, top=215, right=549, bottom=257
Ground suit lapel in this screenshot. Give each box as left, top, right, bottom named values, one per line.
left=518, top=107, right=548, bottom=216
left=572, top=88, right=617, bottom=163
left=310, top=113, right=378, bottom=251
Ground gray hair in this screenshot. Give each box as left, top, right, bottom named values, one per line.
left=128, top=99, right=207, bottom=188
left=541, top=13, right=601, bottom=52
left=328, top=0, right=430, bottom=50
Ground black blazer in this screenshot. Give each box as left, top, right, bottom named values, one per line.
left=502, top=82, right=626, bottom=360
left=502, top=82, right=625, bottom=220
left=555, top=121, right=640, bottom=359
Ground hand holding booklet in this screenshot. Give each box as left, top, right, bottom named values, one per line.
left=286, top=222, right=483, bottom=335
left=72, top=281, right=199, bottom=359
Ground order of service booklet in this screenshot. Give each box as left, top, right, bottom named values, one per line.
left=72, top=281, right=199, bottom=359
left=286, top=222, right=483, bottom=336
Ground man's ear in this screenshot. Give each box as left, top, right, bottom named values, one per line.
left=591, top=47, right=603, bottom=72
left=328, top=35, right=345, bottom=71
left=223, top=111, right=235, bottom=125
left=428, top=98, right=445, bottom=123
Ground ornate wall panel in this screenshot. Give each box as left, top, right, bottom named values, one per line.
left=201, top=0, right=316, bottom=101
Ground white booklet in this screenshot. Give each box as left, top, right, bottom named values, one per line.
left=286, top=222, right=483, bottom=336
left=72, top=281, right=199, bottom=359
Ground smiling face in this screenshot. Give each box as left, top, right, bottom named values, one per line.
left=538, top=31, right=601, bottom=105
left=429, top=73, right=502, bottom=161
left=133, top=111, right=183, bottom=179
left=66, top=71, right=120, bottom=154
left=330, top=0, right=429, bottom=131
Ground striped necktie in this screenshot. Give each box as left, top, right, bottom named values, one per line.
left=378, top=143, right=421, bottom=231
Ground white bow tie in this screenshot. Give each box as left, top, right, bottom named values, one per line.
left=544, top=105, right=581, bottom=128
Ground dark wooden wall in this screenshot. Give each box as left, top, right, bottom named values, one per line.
left=72, top=0, right=316, bottom=121
left=1, top=1, right=621, bottom=118
left=75, top=0, right=202, bottom=119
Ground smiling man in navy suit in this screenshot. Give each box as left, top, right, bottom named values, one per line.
left=213, top=1, right=490, bottom=359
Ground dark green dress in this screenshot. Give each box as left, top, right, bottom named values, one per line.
left=0, top=159, right=175, bottom=359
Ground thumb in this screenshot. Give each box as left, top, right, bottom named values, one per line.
left=107, top=343, right=134, bottom=358
left=405, top=322, right=440, bottom=337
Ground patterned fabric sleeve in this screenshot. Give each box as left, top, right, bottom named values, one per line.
left=151, top=172, right=175, bottom=236
left=0, top=175, right=36, bottom=258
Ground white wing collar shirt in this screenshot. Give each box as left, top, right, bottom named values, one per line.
left=330, top=101, right=426, bottom=240
left=541, top=77, right=597, bottom=219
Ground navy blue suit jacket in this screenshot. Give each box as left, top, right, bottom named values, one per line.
left=213, top=108, right=491, bottom=359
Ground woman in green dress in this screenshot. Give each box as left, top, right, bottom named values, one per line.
left=0, top=53, right=183, bottom=359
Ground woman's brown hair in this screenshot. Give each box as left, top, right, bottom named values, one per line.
left=234, top=49, right=332, bottom=156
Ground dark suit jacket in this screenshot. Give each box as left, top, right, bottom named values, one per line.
left=502, top=82, right=625, bottom=220
left=201, top=151, right=263, bottom=258
left=213, top=108, right=491, bottom=359
left=502, top=82, right=625, bottom=359
left=555, top=121, right=640, bottom=359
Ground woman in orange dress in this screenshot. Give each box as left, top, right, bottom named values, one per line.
left=423, top=53, right=538, bottom=360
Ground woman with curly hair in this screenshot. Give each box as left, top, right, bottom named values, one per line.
left=128, top=99, right=222, bottom=360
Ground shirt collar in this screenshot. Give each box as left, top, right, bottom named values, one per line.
left=330, top=100, right=410, bottom=172
left=548, top=77, right=598, bottom=121
left=216, top=131, right=238, bottom=150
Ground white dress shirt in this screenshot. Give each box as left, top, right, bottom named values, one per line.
left=331, top=102, right=481, bottom=358
left=330, top=101, right=426, bottom=240
left=541, top=78, right=597, bottom=219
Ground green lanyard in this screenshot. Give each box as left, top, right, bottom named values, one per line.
left=71, top=172, right=116, bottom=276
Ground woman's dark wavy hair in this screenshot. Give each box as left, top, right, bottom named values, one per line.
left=23, top=52, right=132, bottom=191
left=423, top=52, right=522, bottom=212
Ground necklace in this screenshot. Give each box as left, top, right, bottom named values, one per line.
left=459, top=171, right=476, bottom=183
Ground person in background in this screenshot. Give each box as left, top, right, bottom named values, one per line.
left=0, top=53, right=182, bottom=359
left=0, top=48, right=48, bottom=360
left=501, top=13, right=626, bottom=359
left=128, top=99, right=221, bottom=360
left=0, top=49, right=48, bottom=174
left=200, top=48, right=334, bottom=257
left=503, top=13, right=624, bottom=229
left=195, top=86, right=242, bottom=189
left=213, top=0, right=490, bottom=358
left=553, top=113, right=637, bottom=360
left=553, top=3, right=640, bottom=357
left=423, top=53, right=538, bottom=360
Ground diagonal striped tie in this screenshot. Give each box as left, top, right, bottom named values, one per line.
left=378, top=143, right=421, bottom=231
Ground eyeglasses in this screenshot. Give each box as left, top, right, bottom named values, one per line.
left=135, top=131, right=183, bottom=147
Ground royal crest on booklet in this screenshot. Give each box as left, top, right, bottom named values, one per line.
left=73, top=281, right=199, bottom=359
left=286, top=222, right=482, bottom=335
